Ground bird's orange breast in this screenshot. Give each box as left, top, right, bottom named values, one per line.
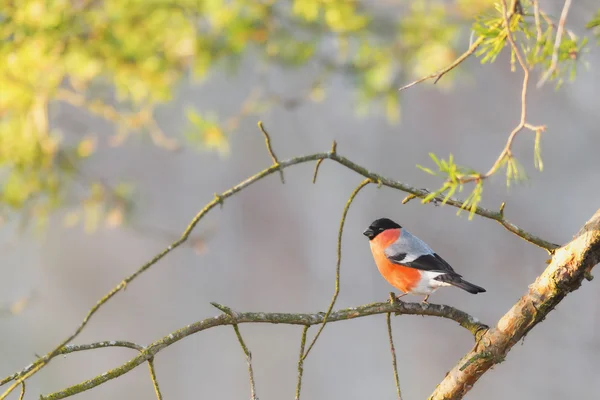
left=370, top=229, right=420, bottom=293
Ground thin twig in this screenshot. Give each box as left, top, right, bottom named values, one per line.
left=18, top=382, right=24, bottom=400
left=232, top=324, right=258, bottom=400
left=458, top=0, right=545, bottom=185
left=386, top=313, right=403, bottom=400
left=303, top=178, right=372, bottom=359
left=398, top=36, right=485, bottom=91
left=313, top=140, right=337, bottom=184
left=538, top=9, right=576, bottom=41
left=2, top=148, right=557, bottom=397
left=211, top=302, right=257, bottom=399
left=41, top=300, right=487, bottom=399
left=147, top=358, right=163, bottom=400
left=295, top=326, right=309, bottom=400
left=537, top=0, right=573, bottom=88
left=258, top=121, right=284, bottom=183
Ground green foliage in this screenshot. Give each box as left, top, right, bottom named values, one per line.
left=472, top=1, right=587, bottom=86
left=586, top=9, right=600, bottom=43
left=472, top=4, right=515, bottom=64
left=0, top=0, right=596, bottom=230
left=185, top=109, right=229, bottom=157
left=417, top=153, right=482, bottom=219
left=415, top=0, right=595, bottom=213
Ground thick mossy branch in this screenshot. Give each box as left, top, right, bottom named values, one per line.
left=428, top=208, right=600, bottom=400
left=41, top=301, right=487, bottom=399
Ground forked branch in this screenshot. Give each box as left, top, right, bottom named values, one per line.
left=41, top=300, right=487, bottom=399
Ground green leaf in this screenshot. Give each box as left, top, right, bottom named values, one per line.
left=416, top=165, right=437, bottom=176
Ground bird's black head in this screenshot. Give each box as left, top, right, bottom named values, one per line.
left=362, top=218, right=402, bottom=240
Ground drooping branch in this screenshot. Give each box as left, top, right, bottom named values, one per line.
left=147, top=358, right=163, bottom=400
left=41, top=301, right=487, bottom=399
left=295, top=326, right=309, bottom=400
left=386, top=299, right=403, bottom=400
left=429, top=208, right=600, bottom=399
left=303, top=178, right=372, bottom=358
left=212, top=303, right=258, bottom=400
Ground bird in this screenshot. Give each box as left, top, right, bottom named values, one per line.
left=363, top=217, right=485, bottom=303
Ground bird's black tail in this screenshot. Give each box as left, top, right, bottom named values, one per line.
left=435, top=274, right=486, bottom=294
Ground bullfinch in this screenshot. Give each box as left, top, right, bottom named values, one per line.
left=363, top=218, right=486, bottom=303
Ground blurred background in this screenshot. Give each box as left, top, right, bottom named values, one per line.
left=2, top=0, right=600, bottom=399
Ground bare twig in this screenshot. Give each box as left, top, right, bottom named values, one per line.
left=398, top=36, right=485, bottom=91
left=429, top=208, right=600, bottom=399
left=147, top=358, right=163, bottom=400
left=295, top=326, right=309, bottom=400
left=386, top=312, right=403, bottom=400
left=233, top=324, right=258, bottom=400
left=457, top=0, right=545, bottom=185
left=313, top=140, right=337, bottom=184
left=303, top=178, right=372, bottom=359
left=18, top=382, right=24, bottom=400
left=41, top=300, right=487, bottom=399
left=2, top=147, right=556, bottom=398
left=211, top=302, right=257, bottom=399
left=537, top=0, right=573, bottom=88
left=258, top=121, right=284, bottom=184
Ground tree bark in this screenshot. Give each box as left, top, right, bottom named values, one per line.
left=429, top=208, right=600, bottom=399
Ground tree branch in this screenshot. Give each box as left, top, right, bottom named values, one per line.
left=41, top=301, right=487, bottom=399
left=303, top=178, right=372, bottom=358
left=212, top=303, right=258, bottom=400
left=258, top=121, right=284, bottom=184
left=429, top=208, right=600, bottom=399
left=386, top=300, right=403, bottom=400
left=295, top=326, right=309, bottom=400
left=457, top=0, right=545, bottom=186
left=398, top=36, right=485, bottom=91
left=147, top=358, right=163, bottom=400
left=1, top=139, right=555, bottom=398
left=536, top=0, right=573, bottom=88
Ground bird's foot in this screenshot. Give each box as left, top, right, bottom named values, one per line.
left=421, top=295, right=430, bottom=305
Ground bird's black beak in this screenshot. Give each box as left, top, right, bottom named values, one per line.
left=363, top=228, right=374, bottom=239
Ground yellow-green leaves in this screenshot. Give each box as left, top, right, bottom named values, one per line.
left=472, top=4, right=515, bottom=64
left=471, top=1, right=589, bottom=87
left=586, top=9, right=600, bottom=44
left=1, top=0, right=592, bottom=232
left=64, top=182, right=133, bottom=233
left=417, top=153, right=483, bottom=219
left=401, top=1, right=459, bottom=83
left=185, top=109, right=229, bottom=157
left=292, top=0, right=368, bottom=33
